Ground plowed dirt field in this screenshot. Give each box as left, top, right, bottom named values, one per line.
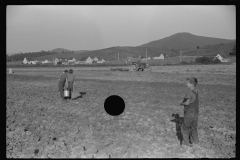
left=7, top=64, right=236, bottom=158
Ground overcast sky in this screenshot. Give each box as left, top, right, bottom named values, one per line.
left=7, top=5, right=236, bottom=53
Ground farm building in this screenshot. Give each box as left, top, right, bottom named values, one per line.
left=97, top=59, right=106, bottom=63
left=85, top=57, right=93, bottom=64
left=68, top=58, right=76, bottom=62
left=153, top=54, right=164, bottom=60
left=68, top=61, right=75, bottom=65
left=42, top=60, right=51, bottom=64
left=29, top=61, right=37, bottom=64
left=142, top=57, right=151, bottom=60
left=78, top=61, right=86, bottom=64
left=215, top=54, right=230, bottom=62
left=58, top=58, right=68, bottom=62
left=23, top=58, right=28, bottom=64
left=36, top=61, right=42, bottom=65
left=93, top=57, right=99, bottom=61
left=54, top=58, right=60, bottom=65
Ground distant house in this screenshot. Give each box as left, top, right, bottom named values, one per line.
left=215, top=54, right=223, bottom=61
left=23, top=57, right=28, bottom=64
left=54, top=58, right=60, bottom=65
left=68, top=61, right=75, bottom=65
left=215, top=54, right=229, bottom=62
left=93, top=57, right=99, bottom=61
left=42, top=59, right=50, bottom=64
left=78, top=61, right=86, bottom=64
left=97, top=58, right=106, bottom=63
left=68, top=58, right=76, bottom=62
left=29, top=61, right=37, bottom=64
left=153, top=54, right=164, bottom=60
left=59, top=58, right=67, bottom=62
left=55, top=58, right=59, bottom=62
left=85, top=57, right=93, bottom=64
left=36, top=61, right=42, bottom=65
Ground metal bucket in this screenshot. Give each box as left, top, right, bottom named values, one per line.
left=64, top=90, right=70, bottom=97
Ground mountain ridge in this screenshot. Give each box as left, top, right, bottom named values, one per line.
left=138, top=32, right=235, bottom=50
left=7, top=32, right=235, bottom=61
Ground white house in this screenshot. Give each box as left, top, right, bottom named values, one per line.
left=221, top=59, right=230, bottom=62
left=215, top=54, right=229, bottom=62
left=93, top=57, right=98, bottom=61
left=153, top=54, right=164, bottom=60
left=97, top=59, right=106, bottom=63
left=23, top=57, right=28, bottom=64
left=215, top=54, right=223, bottom=61
left=29, top=61, right=37, bottom=64
left=54, top=58, right=60, bottom=65
left=78, top=61, right=86, bottom=64
left=68, top=58, right=76, bottom=62
left=85, top=57, right=93, bottom=64
left=42, top=59, right=50, bottom=64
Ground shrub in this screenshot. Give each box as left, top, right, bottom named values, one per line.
left=195, top=56, right=221, bottom=64
left=212, top=58, right=221, bottom=64
left=229, top=45, right=236, bottom=56
left=180, top=61, right=188, bottom=65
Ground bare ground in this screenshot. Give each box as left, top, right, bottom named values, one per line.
left=6, top=64, right=236, bottom=158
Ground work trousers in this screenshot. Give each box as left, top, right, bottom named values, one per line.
left=58, top=83, right=65, bottom=99
left=67, top=81, right=74, bottom=96
left=181, top=109, right=199, bottom=146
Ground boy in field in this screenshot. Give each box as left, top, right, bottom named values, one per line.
left=67, top=69, right=75, bottom=98
left=180, top=77, right=199, bottom=147
left=58, top=70, right=68, bottom=101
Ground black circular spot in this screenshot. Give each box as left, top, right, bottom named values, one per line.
left=104, top=95, right=125, bottom=116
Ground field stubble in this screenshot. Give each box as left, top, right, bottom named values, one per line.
left=7, top=64, right=235, bottom=158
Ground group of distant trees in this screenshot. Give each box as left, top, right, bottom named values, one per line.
left=7, top=50, right=57, bottom=62
left=229, top=45, right=236, bottom=56
left=195, top=56, right=221, bottom=64
left=61, top=51, right=74, bottom=53
left=80, top=56, right=88, bottom=61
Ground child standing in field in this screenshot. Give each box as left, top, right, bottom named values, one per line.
left=67, top=69, right=75, bottom=98
left=58, top=70, right=68, bottom=101
left=180, top=77, right=199, bottom=147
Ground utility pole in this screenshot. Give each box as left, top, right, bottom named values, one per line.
left=118, top=53, right=119, bottom=61
left=146, top=49, right=148, bottom=62
left=197, top=46, right=199, bottom=57
left=180, top=49, right=182, bottom=63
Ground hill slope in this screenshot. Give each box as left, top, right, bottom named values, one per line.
left=138, top=32, right=235, bottom=50
left=34, top=41, right=235, bottom=61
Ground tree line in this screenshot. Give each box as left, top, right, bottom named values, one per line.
left=7, top=50, right=57, bottom=62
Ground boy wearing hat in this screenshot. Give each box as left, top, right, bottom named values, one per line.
left=58, top=70, right=68, bottom=101
left=67, top=69, right=75, bottom=98
left=180, top=77, right=199, bottom=147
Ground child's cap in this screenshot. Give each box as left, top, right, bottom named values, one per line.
left=69, top=69, right=73, bottom=73
left=187, top=77, right=198, bottom=86
left=64, top=70, right=68, bottom=73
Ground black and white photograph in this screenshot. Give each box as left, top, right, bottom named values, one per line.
left=7, top=5, right=236, bottom=158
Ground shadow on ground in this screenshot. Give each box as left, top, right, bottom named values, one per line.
left=171, top=113, right=184, bottom=145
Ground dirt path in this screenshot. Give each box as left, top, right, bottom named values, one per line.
left=7, top=74, right=235, bottom=158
